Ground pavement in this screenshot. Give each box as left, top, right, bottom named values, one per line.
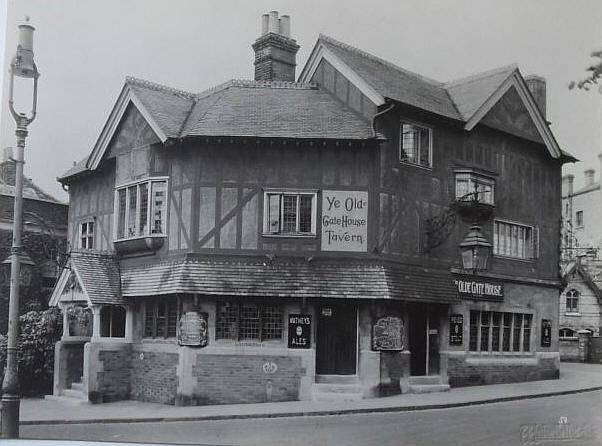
left=17, top=362, right=602, bottom=426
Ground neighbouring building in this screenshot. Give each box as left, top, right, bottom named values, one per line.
left=561, top=161, right=602, bottom=260
left=0, top=147, right=68, bottom=333
left=50, top=12, right=573, bottom=406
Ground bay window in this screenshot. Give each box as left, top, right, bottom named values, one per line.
left=115, top=178, right=167, bottom=240
left=455, top=172, right=495, bottom=204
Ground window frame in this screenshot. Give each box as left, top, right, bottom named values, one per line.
left=215, top=300, right=284, bottom=343
left=493, top=219, right=537, bottom=261
left=113, top=177, right=168, bottom=242
left=262, top=189, right=318, bottom=237
left=454, top=170, right=495, bottom=205
left=79, top=219, right=95, bottom=250
left=143, top=298, right=178, bottom=339
left=565, top=289, right=580, bottom=314
left=469, top=310, right=533, bottom=354
left=559, top=328, right=576, bottom=339
left=399, top=121, right=433, bottom=169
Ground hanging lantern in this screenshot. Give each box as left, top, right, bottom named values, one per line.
left=2, top=251, right=35, bottom=287
left=459, top=225, right=492, bottom=272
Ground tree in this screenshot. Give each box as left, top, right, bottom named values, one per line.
left=569, top=48, right=602, bottom=92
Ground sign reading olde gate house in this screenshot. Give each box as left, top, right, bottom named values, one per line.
left=454, top=277, right=504, bottom=300
left=321, top=190, right=368, bottom=252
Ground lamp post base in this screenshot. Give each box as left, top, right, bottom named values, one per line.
left=1, top=395, right=20, bottom=438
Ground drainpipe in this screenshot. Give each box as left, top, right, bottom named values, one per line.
left=372, top=101, right=395, bottom=138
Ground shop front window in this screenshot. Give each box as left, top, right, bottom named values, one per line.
left=144, top=299, right=177, bottom=338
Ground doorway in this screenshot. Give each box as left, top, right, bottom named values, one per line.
left=316, top=303, right=357, bottom=375
left=408, top=303, right=440, bottom=376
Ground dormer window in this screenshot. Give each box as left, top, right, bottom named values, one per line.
left=455, top=171, right=495, bottom=205
left=114, top=178, right=167, bottom=241
left=399, top=122, right=432, bottom=168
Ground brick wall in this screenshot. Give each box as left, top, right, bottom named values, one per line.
left=191, top=354, right=303, bottom=405
left=447, top=356, right=559, bottom=387
left=131, top=351, right=178, bottom=404
left=98, top=349, right=132, bottom=402
left=588, top=337, right=602, bottom=364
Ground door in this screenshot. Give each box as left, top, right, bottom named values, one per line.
left=316, top=303, right=357, bottom=375
left=409, top=304, right=427, bottom=375
left=409, top=303, right=441, bottom=376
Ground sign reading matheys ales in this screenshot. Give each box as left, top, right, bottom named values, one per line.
left=321, top=190, right=368, bottom=252
left=454, top=278, right=504, bottom=300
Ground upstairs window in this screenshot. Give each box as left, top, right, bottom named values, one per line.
left=565, top=289, right=579, bottom=313
left=576, top=210, right=584, bottom=227
left=263, top=191, right=316, bottom=236
left=79, top=220, right=95, bottom=249
left=493, top=220, right=537, bottom=260
left=115, top=178, right=167, bottom=240
left=455, top=172, right=495, bottom=205
left=399, top=122, right=432, bottom=168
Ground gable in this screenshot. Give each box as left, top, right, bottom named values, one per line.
left=106, top=104, right=161, bottom=159
left=480, top=86, right=543, bottom=144
left=49, top=268, right=89, bottom=307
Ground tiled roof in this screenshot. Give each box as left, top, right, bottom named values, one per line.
left=120, top=257, right=459, bottom=303
left=70, top=251, right=124, bottom=305
left=445, top=65, right=517, bottom=120
left=58, top=157, right=88, bottom=182
left=316, top=35, right=517, bottom=123
left=0, top=160, right=65, bottom=204
left=126, top=77, right=375, bottom=140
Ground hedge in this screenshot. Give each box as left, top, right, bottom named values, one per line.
left=0, top=307, right=63, bottom=396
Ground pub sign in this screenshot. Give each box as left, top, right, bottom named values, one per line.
left=372, top=316, right=404, bottom=351
left=454, top=277, right=504, bottom=300
left=288, top=314, right=311, bottom=349
left=449, top=314, right=463, bottom=346
left=321, top=190, right=368, bottom=252
left=177, top=311, right=208, bottom=347
left=541, top=319, right=552, bottom=347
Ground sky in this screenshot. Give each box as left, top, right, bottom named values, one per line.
left=0, top=0, right=601, bottom=200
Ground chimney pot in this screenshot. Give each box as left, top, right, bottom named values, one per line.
left=584, top=169, right=595, bottom=186
left=261, top=14, right=269, bottom=35
left=525, top=75, right=546, bottom=118
left=280, top=15, right=290, bottom=37
left=269, top=11, right=279, bottom=34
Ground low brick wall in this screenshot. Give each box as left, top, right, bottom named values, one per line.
left=588, top=337, right=602, bottom=364
left=191, top=354, right=303, bottom=405
left=447, top=356, right=559, bottom=387
left=98, top=349, right=132, bottom=402
left=131, top=351, right=178, bottom=404
left=559, top=338, right=582, bottom=362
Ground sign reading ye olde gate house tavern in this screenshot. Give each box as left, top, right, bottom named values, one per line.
left=321, top=191, right=368, bottom=252
left=454, top=278, right=504, bottom=300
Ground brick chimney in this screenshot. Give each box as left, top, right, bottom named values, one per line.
left=252, top=11, right=300, bottom=82
left=525, top=75, right=546, bottom=118
left=0, top=147, right=16, bottom=186
left=584, top=169, right=595, bottom=187
left=562, top=174, right=574, bottom=197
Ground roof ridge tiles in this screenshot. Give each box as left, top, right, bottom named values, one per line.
left=125, top=76, right=196, bottom=100
left=318, top=33, right=444, bottom=87
left=445, top=64, right=518, bottom=88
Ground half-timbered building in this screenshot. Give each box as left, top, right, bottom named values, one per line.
left=50, top=12, right=572, bottom=405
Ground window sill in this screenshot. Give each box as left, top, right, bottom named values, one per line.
left=492, top=255, right=534, bottom=263
left=564, top=312, right=581, bottom=316
left=113, top=235, right=166, bottom=255
left=262, top=233, right=316, bottom=239
left=398, top=160, right=432, bottom=171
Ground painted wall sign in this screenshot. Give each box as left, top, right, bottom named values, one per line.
left=541, top=319, right=552, bottom=347
left=454, top=277, right=504, bottom=300
left=177, top=311, right=208, bottom=347
left=372, top=316, right=404, bottom=351
left=288, top=314, right=311, bottom=349
left=321, top=190, right=368, bottom=252
left=449, top=314, right=464, bottom=345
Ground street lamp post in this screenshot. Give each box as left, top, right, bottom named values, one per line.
left=1, top=18, right=39, bottom=439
